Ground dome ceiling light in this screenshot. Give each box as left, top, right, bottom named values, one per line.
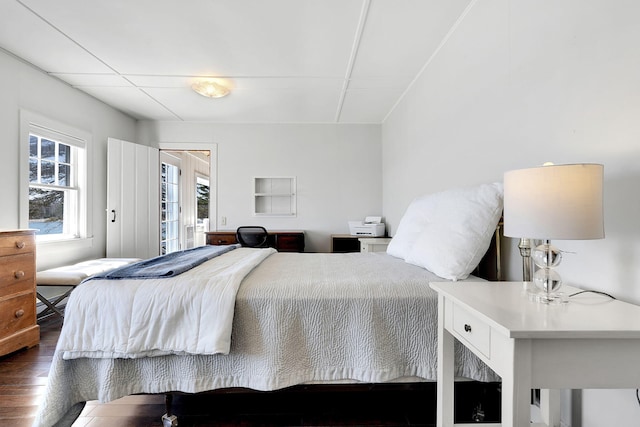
left=191, top=79, right=230, bottom=98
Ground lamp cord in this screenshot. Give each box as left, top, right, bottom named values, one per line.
left=568, top=290, right=640, bottom=409
left=568, top=290, right=616, bottom=299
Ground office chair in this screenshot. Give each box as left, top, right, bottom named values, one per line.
left=236, top=226, right=269, bottom=248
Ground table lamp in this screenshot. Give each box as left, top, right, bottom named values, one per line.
left=503, top=163, right=604, bottom=302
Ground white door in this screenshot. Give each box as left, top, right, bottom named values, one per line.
left=106, top=138, right=160, bottom=259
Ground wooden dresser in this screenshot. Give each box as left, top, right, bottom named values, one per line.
left=0, top=230, right=39, bottom=357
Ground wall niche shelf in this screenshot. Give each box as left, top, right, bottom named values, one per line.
left=253, top=177, right=296, bottom=217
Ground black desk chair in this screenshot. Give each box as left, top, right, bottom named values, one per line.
left=236, top=226, right=269, bottom=248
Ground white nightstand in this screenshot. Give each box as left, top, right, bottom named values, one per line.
left=358, top=237, right=391, bottom=253
left=429, top=281, right=640, bottom=427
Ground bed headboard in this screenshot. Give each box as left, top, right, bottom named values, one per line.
left=473, top=220, right=503, bottom=281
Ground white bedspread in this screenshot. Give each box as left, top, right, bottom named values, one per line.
left=35, top=251, right=498, bottom=427
left=58, top=247, right=276, bottom=359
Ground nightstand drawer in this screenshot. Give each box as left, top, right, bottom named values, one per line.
left=452, top=303, right=491, bottom=358
left=206, top=233, right=238, bottom=246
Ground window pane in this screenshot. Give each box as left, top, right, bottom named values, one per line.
left=196, top=181, right=209, bottom=221
left=29, top=187, right=64, bottom=235
left=29, top=158, right=38, bottom=182
left=58, top=164, right=70, bottom=186
left=29, top=135, right=38, bottom=157
left=166, top=239, right=179, bottom=254
left=41, top=160, right=55, bottom=184
left=58, top=143, right=71, bottom=163
left=170, top=202, right=179, bottom=221
left=167, top=221, right=178, bottom=241
left=41, top=138, right=55, bottom=161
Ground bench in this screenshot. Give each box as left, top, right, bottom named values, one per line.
left=36, top=258, right=141, bottom=319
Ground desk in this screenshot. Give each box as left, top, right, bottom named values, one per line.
left=205, top=230, right=304, bottom=252
left=330, top=234, right=360, bottom=253
left=330, top=234, right=389, bottom=253
left=430, top=281, right=640, bottom=427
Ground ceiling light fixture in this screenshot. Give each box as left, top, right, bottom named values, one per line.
left=191, top=79, right=230, bottom=98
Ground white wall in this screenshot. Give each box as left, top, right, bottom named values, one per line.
left=0, top=49, right=137, bottom=270
left=137, top=121, right=381, bottom=253
left=382, top=1, right=640, bottom=425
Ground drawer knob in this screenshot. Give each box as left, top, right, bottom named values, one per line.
left=15, top=309, right=25, bottom=318
left=15, top=241, right=26, bottom=249
left=14, top=270, right=25, bottom=279
left=464, top=324, right=472, bottom=333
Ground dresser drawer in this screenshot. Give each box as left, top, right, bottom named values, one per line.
left=275, top=233, right=304, bottom=252
left=206, top=233, right=238, bottom=246
left=0, top=293, right=36, bottom=337
left=0, top=232, right=35, bottom=257
left=0, top=253, right=35, bottom=296
left=452, top=303, right=491, bottom=358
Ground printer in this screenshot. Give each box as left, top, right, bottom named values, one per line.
left=348, top=216, right=386, bottom=237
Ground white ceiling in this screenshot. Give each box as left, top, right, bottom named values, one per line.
left=0, top=0, right=472, bottom=123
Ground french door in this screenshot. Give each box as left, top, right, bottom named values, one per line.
left=160, top=151, right=181, bottom=254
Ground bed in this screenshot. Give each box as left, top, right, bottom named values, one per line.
left=34, top=182, right=504, bottom=427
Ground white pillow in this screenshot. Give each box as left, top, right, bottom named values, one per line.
left=389, top=182, right=503, bottom=280
left=386, top=193, right=438, bottom=259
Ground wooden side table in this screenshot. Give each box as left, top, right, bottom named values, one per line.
left=330, top=234, right=360, bottom=253
left=430, top=281, right=640, bottom=427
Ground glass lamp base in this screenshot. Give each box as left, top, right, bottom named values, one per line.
left=527, top=289, right=568, bottom=304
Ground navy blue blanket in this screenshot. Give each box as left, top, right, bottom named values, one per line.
left=86, top=244, right=240, bottom=281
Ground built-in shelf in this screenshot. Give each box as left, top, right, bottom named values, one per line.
left=253, top=177, right=296, bottom=216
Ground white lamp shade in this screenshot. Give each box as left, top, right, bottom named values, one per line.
left=504, top=163, right=604, bottom=240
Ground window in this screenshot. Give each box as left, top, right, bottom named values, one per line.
left=28, top=134, right=77, bottom=237
left=20, top=111, right=89, bottom=242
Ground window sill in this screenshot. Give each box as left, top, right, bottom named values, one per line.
left=36, top=236, right=94, bottom=250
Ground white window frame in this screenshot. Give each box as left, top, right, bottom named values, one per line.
left=19, top=110, right=91, bottom=244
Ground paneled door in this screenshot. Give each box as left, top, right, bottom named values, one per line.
left=106, top=138, right=159, bottom=259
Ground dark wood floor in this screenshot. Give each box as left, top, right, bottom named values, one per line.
left=0, top=316, right=500, bottom=426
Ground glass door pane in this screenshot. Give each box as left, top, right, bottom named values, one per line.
left=160, top=161, right=180, bottom=254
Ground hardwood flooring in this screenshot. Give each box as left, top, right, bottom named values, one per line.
left=0, top=316, right=500, bottom=426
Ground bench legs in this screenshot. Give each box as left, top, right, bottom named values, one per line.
left=36, top=287, right=74, bottom=319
